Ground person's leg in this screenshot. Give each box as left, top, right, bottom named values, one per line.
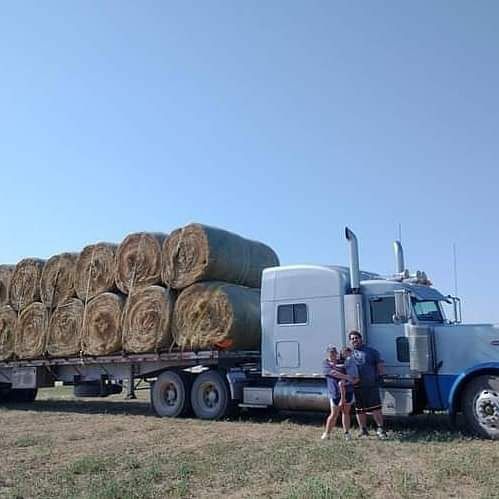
left=372, top=409, right=383, bottom=427
left=326, top=405, right=341, bottom=433
left=322, top=401, right=340, bottom=438
left=342, top=404, right=351, bottom=433
left=372, top=409, right=387, bottom=439
left=356, top=411, right=368, bottom=433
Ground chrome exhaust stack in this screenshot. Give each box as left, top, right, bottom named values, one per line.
left=344, top=227, right=364, bottom=339
left=345, top=227, right=360, bottom=293
left=393, top=240, right=405, bottom=274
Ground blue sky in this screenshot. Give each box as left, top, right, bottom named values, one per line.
left=0, top=2, right=498, bottom=323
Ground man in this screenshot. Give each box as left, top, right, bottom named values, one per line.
left=321, top=344, right=359, bottom=441
left=349, top=330, right=387, bottom=439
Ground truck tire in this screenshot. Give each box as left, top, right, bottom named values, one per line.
left=191, top=370, right=231, bottom=420
left=462, top=374, right=499, bottom=440
left=0, top=387, right=11, bottom=403
left=151, top=371, right=191, bottom=418
left=7, top=389, right=38, bottom=403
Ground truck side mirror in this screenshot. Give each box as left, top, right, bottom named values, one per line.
left=393, top=290, right=410, bottom=323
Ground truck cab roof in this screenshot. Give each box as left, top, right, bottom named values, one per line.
left=262, top=265, right=447, bottom=302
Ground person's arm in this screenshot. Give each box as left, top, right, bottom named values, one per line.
left=374, top=349, right=384, bottom=377
left=346, top=359, right=359, bottom=385
left=330, top=369, right=352, bottom=382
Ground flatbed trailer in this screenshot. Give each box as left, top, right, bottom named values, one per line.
left=2, top=226, right=499, bottom=439
left=0, top=350, right=262, bottom=419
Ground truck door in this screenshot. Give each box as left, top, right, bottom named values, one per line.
left=365, top=295, right=410, bottom=377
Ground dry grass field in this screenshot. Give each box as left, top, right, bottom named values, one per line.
left=0, top=387, right=498, bottom=499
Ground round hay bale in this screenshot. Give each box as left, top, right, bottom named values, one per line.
left=9, top=258, right=46, bottom=312
left=75, top=243, right=117, bottom=302
left=40, top=253, right=78, bottom=309
left=46, top=298, right=84, bottom=357
left=172, top=281, right=261, bottom=350
left=15, top=302, right=48, bottom=360
left=122, top=285, right=174, bottom=353
left=162, top=224, right=279, bottom=290
left=0, top=265, right=15, bottom=307
left=115, top=232, right=167, bottom=294
left=82, top=292, right=124, bottom=356
left=0, top=305, right=17, bottom=361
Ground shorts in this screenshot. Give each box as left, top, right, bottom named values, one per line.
left=353, top=385, right=382, bottom=413
left=330, top=391, right=354, bottom=407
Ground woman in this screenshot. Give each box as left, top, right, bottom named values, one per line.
left=321, top=344, right=359, bottom=440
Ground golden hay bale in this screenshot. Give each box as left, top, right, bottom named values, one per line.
left=172, top=281, right=261, bottom=350
left=40, top=253, right=78, bottom=309
left=0, top=265, right=15, bottom=307
left=122, top=285, right=174, bottom=353
left=9, top=258, right=46, bottom=311
left=15, top=302, right=48, bottom=360
left=46, top=298, right=84, bottom=357
left=75, top=243, right=117, bottom=302
left=82, top=292, right=125, bottom=356
left=115, top=232, right=168, bottom=294
left=0, top=306, right=16, bottom=361
left=162, top=224, right=279, bottom=290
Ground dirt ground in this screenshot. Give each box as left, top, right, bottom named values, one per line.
left=0, top=386, right=498, bottom=498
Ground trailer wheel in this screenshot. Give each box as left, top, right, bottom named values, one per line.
left=191, top=370, right=231, bottom=420
left=7, top=389, right=38, bottom=403
left=151, top=371, right=191, bottom=418
left=462, top=375, right=499, bottom=440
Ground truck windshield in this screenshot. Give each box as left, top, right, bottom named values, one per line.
left=412, top=299, right=443, bottom=322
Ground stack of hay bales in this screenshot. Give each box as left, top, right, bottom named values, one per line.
left=165, top=224, right=278, bottom=350
left=0, top=223, right=279, bottom=361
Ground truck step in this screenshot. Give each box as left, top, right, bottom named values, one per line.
left=238, top=403, right=269, bottom=409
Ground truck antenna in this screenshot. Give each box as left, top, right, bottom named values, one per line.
left=453, top=242, right=458, bottom=296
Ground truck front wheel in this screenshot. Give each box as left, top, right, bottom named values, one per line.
left=462, top=375, right=499, bottom=440
left=191, top=370, right=231, bottom=420
left=151, top=371, right=191, bottom=418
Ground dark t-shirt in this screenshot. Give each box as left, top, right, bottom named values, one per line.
left=350, top=345, right=383, bottom=387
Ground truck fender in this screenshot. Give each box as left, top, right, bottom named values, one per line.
left=225, top=370, right=247, bottom=401
left=448, top=362, right=499, bottom=416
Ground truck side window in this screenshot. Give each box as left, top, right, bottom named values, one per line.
left=293, top=304, right=307, bottom=324
left=277, top=304, right=308, bottom=325
left=370, top=297, right=395, bottom=324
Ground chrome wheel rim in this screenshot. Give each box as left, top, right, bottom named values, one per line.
left=164, top=382, right=178, bottom=407
left=475, top=390, right=499, bottom=430
left=201, top=383, right=219, bottom=409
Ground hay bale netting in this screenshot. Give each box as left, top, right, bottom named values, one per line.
left=40, top=252, right=78, bottom=309
left=162, top=224, right=280, bottom=290
left=115, top=232, right=168, bottom=294
left=173, top=281, right=261, bottom=350
left=122, top=285, right=174, bottom=353
left=46, top=298, right=84, bottom=357
left=0, top=265, right=15, bottom=307
left=82, top=292, right=125, bottom=356
left=15, top=302, right=48, bottom=360
left=75, top=243, right=117, bottom=302
left=0, top=305, right=17, bottom=361
left=9, top=258, right=46, bottom=311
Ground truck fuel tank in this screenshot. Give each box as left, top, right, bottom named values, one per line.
left=273, top=379, right=330, bottom=412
